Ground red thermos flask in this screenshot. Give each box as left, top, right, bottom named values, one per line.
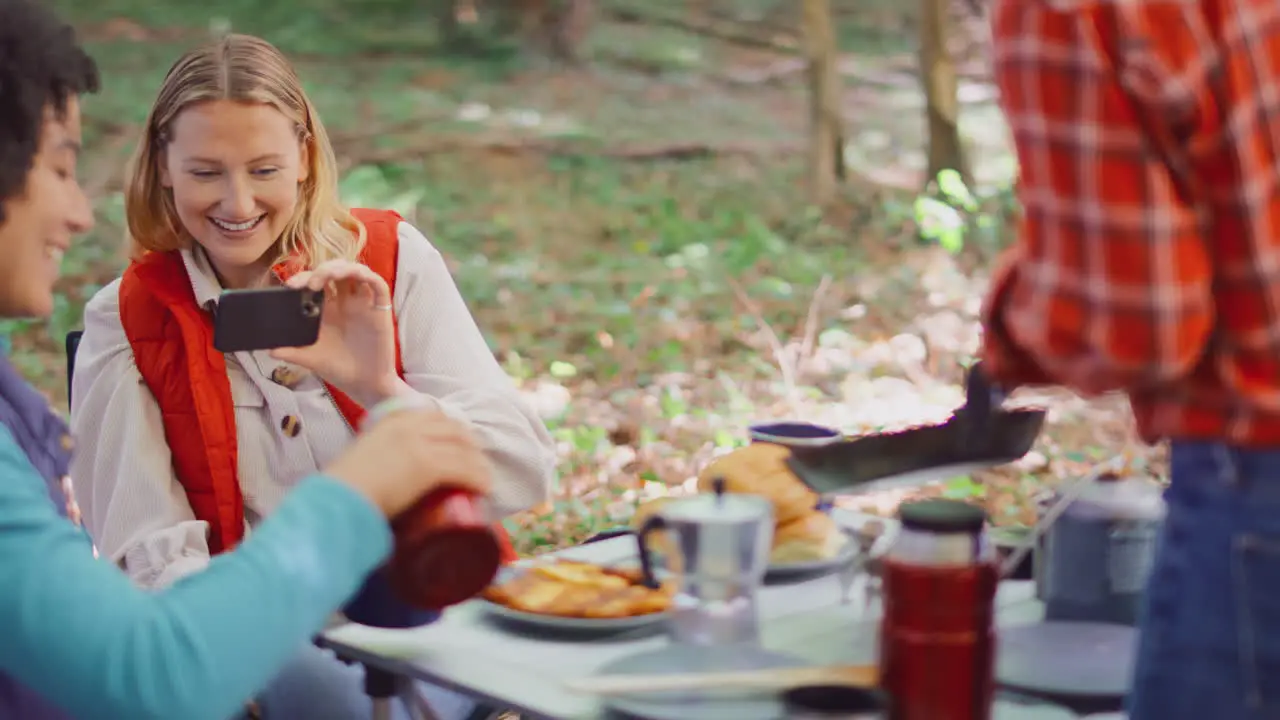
left=879, top=499, right=998, bottom=720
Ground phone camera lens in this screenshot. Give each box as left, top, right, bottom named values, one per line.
left=301, top=300, right=320, bottom=318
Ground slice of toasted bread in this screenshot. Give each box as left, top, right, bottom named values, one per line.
left=483, top=559, right=673, bottom=618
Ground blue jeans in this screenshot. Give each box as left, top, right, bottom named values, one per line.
left=231, top=644, right=478, bottom=720
left=1128, top=441, right=1280, bottom=719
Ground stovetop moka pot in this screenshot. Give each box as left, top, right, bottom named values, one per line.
left=635, top=477, right=774, bottom=646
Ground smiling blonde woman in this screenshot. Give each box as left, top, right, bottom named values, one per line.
left=69, top=33, right=556, bottom=720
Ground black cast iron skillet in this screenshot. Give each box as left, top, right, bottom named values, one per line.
left=783, top=362, right=1046, bottom=496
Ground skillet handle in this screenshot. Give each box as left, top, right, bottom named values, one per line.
left=964, top=361, right=1006, bottom=416
left=960, top=361, right=1008, bottom=448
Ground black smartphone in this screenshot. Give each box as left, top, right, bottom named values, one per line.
left=212, top=286, right=324, bottom=353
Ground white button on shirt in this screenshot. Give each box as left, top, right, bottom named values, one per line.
left=69, top=221, right=556, bottom=589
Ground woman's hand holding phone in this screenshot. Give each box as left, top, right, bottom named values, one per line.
left=268, top=260, right=407, bottom=407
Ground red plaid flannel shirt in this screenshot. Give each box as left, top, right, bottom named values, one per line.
left=983, top=0, right=1280, bottom=446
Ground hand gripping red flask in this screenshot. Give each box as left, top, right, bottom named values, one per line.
left=363, top=395, right=503, bottom=611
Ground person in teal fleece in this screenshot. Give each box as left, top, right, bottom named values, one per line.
left=0, top=2, right=496, bottom=718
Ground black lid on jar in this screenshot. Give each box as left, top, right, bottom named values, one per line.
left=898, top=499, right=986, bottom=534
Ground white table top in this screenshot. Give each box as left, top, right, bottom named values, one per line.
left=321, top=511, right=1088, bottom=719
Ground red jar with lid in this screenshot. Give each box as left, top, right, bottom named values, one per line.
left=879, top=499, right=997, bottom=720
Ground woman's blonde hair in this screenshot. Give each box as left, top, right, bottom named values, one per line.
left=124, top=33, right=363, bottom=268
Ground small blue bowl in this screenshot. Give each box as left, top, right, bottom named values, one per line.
left=748, top=421, right=842, bottom=449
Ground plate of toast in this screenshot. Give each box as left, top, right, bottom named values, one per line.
left=631, top=443, right=863, bottom=582
left=479, top=559, right=675, bottom=634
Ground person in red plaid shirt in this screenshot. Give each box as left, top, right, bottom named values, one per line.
left=984, top=1, right=1280, bottom=717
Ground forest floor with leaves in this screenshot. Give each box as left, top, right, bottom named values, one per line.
left=20, top=0, right=1167, bottom=554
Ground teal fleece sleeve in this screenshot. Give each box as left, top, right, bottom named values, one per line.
left=0, top=425, right=392, bottom=720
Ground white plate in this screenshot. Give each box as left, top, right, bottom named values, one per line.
left=765, top=531, right=860, bottom=582
left=478, top=566, right=672, bottom=636
left=597, top=644, right=808, bottom=720
left=479, top=600, right=670, bottom=634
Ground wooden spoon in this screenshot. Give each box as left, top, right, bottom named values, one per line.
left=565, top=664, right=879, bottom=697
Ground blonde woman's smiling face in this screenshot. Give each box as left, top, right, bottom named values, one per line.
left=160, top=99, right=308, bottom=288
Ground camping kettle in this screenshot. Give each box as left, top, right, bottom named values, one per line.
left=1034, top=472, right=1165, bottom=626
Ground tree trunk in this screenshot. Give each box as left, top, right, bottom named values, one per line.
left=919, top=0, right=970, bottom=182
left=485, top=0, right=593, bottom=62
left=687, top=0, right=711, bottom=25
left=433, top=0, right=464, bottom=48
left=546, top=0, right=594, bottom=63
left=801, top=0, right=845, bottom=206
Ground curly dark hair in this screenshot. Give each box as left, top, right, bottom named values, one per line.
left=0, top=0, right=99, bottom=223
